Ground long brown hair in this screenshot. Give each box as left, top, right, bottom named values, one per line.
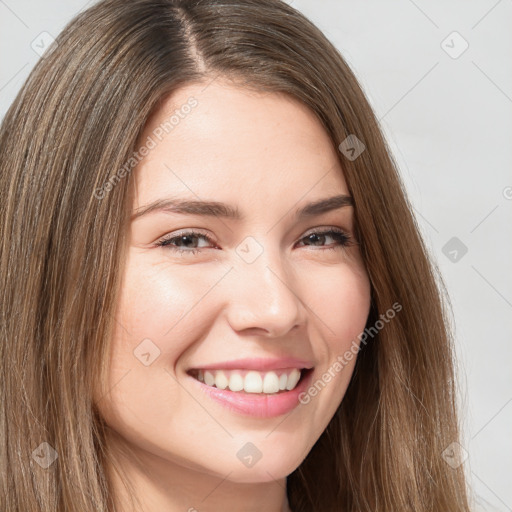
left=0, top=0, right=470, bottom=510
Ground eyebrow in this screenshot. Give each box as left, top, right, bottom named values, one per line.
left=131, top=194, right=353, bottom=221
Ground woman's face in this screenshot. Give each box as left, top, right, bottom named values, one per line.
left=97, top=78, right=371, bottom=485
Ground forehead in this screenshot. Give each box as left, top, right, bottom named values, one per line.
left=133, top=79, right=348, bottom=209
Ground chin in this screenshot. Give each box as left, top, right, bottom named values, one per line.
left=215, top=443, right=307, bottom=484
left=218, top=461, right=297, bottom=484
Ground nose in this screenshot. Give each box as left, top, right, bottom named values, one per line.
left=224, top=246, right=307, bottom=338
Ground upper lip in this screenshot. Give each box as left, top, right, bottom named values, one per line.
left=188, top=357, right=314, bottom=372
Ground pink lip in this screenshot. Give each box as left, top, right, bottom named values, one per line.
left=189, top=357, right=314, bottom=372
left=189, top=368, right=314, bottom=418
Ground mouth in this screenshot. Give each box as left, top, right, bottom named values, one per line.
left=187, top=367, right=313, bottom=395
left=187, top=366, right=314, bottom=417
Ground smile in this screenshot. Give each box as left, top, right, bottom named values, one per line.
left=187, top=364, right=314, bottom=418
left=189, top=368, right=304, bottom=394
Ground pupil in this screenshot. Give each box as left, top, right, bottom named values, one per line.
left=181, top=235, right=196, bottom=247
left=309, top=234, right=324, bottom=245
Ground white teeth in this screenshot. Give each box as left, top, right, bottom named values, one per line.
left=285, top=368, right=301, bottom=390
left=244, top=371, right=263, bottom=393
left=228, top=373, right=244, bottom=392
left=195, top=368, right=304, bottom=394
left=204, top=371, right=215, bottom=387
left=263, top=372, right=280, bottom=393
left=214, top=370, right=229, bottom=390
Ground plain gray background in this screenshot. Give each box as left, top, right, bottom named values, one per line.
left=1, top=0, right=511, bottom=510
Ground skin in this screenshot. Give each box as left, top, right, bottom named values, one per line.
left=95, top=77, right=371, bottom=512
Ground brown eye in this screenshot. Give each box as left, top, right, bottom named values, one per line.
left=156, top=231, right=215, bottom=256
left=297, top=229, right=351, bottom=249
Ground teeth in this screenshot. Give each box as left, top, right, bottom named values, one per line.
left=285, top=368, right=301, bottom=390
left=214, top=370, right=229, bottom=390
left=263, top=372, right=280, bottom=393
left=278, top=373, right=287, bottom=390
left=195, top=368, right=304, bottom=394
left=204, top=371, right=215, bottom=387
left=228, top=372, right=244, bottom=392
left=244, top=371, right=262, bottom=393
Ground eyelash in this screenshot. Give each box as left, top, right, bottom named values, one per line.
left=155, top=228, right=353, bottom=256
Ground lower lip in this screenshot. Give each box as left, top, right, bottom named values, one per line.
left=189, top=370, right=314, bottom=418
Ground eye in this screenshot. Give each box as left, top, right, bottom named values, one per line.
left=155, top=227, right=353, bottom=256
left=296, top=228, right=352, bottom=251
left=155, top=230, right=216, bottom=256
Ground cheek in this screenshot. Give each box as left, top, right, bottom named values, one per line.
left=116, top=257, right=206, bottom=331
left=298, top=261, right=370, bottom=398
left=306, top=260, right=371, bottom=349
left=98, top=254, right=211, bottom=400
left=95, top=257, right=213, bottom=450
left=114, top=253, right=230, bottom=348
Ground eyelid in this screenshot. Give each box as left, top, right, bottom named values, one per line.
left=301, top=225, right=346, bottom=237
left=160, top=228, right=217, bottom=244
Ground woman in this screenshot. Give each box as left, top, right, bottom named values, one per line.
left=0, top=0, right=471, bottom=510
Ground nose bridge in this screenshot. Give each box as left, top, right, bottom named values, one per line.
left=226, top=235, right=304, bottom=335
